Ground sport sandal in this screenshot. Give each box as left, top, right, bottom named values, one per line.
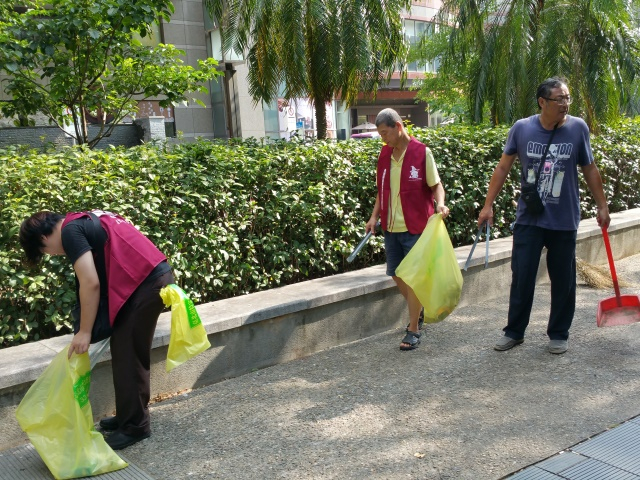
left=400, top=331, right=421, bottom=351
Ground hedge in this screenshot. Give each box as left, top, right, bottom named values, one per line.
left=0, top=119, right=639, bottom=348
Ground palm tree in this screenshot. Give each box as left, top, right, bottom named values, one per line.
left=205, top=0, right=410, bottom=139
left=427, top=0, right=640, bottom=131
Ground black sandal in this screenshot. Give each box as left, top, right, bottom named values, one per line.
left=406, top=309, right=425, bottom=332
left=400, top=331, right=421, bottom=351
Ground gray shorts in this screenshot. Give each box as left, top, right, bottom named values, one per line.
left=383, top=230, right=421, bottom=276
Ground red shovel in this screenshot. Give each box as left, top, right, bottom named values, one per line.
left=596, top=227, right=640, bottom=327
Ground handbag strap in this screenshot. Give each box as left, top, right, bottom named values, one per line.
left=523, top=123, right=558, bottom=187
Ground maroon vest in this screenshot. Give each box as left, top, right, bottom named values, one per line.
left=62, top=211, right=166, bottom=325
left=376, top=138, right=435, bottom=234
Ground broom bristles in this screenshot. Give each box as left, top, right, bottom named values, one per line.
left=577, top=258, right=633, bottom=289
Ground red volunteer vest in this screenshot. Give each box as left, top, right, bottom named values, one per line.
left=376, top=137, right=435, bottom=234
left=61, top=211, right=166, bottom=325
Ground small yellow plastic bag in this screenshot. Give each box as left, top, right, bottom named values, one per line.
left=15, top=347, right=127, bottom=479
left=395, top=213, right=463, bottom=323
left=160, top=284, right=211, bottom=372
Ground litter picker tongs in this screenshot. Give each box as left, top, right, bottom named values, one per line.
left=464, top=222, right=490, bottom=271
left=89, top=338, right=110, bottom=370
left=347, top=223, right=379, bottom=263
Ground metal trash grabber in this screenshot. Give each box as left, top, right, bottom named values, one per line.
left=463, top=222, right=490, bottom=271
left=89, top=338, right=110, bottom=370
left=347, top=232, right=372, bottom=263
left=596, top=227, right=640, bottom=327
left=347, top=222, right=380, bottom=263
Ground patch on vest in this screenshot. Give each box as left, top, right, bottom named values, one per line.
left=409, top=166, right=422, bottom=181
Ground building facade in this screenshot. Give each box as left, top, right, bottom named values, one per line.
left=0, top=0, right=443, bottom=143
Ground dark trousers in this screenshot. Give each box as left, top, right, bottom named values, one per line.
left=109, top=269, right=174, bottom=436
left=504, top=224, right=577, bottom=341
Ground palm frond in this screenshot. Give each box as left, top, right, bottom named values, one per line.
left=416, top=0, right=640, bottom=128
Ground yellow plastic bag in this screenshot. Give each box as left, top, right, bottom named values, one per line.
left=395, top=213, right=463, bottom=323
left=15, top=347, right=127, bottom=479
left=160, top=284, right=211, bottom=372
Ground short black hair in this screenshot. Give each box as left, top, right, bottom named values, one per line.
left=19, top=211, right=64, bottom=265
left=536, top=77, right=568, bottom=109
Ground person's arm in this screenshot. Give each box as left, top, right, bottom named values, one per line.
left=478, top=152, right=517, bottom=227
left=365, top=193, right=381, bottom=234
left=581, top=163, right=610, bottom=229
left=68, top=251, right=100, bottom=358
left=431, top=182, right=450, bottom=218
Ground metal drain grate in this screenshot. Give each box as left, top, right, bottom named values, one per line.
left=560, top=457, right=640, bottom=480
left=0, top=444, right=156, bottom=480
left=571, top=422, right=640, bottom=475
left=507, top=466, right=563, bottom=479
left=536, top=452, right=588, bottom=474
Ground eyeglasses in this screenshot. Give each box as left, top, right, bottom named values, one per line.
left=544, top=95, right=572, bottom=105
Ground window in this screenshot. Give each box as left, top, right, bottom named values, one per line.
left=403, top=19, right=438, bottom=73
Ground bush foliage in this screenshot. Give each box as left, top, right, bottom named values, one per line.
left=1, top=119, right=639, bottom=348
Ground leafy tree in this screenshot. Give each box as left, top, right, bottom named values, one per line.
left=415, top=0, right=640, bottom=130
left=0, top=0, right=222, bottom=148
left=410, top=28, right=471, bottom=122
left=205, top=0, right=409, bottom=139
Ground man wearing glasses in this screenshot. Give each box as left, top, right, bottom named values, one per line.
left=477, top=77, right=610, bottom=354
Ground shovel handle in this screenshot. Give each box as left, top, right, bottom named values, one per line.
left=602, top=227, right=622, bottom=304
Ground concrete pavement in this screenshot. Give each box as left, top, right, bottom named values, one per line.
left=112, top=252, right=640, bottom=479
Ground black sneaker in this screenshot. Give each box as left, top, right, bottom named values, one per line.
left=105, top=431, right=150, bottom=450
left=99, top=416, right=119, bottom=432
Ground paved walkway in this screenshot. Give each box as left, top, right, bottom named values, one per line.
left=2, top=253, right=640, bottom=479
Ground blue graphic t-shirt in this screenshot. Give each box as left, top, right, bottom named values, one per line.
left=504, top=114, right=593, bottom=230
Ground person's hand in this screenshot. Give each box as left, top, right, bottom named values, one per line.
left=365, top=217, right=378, bottom=235
left=436, top=204, right=450, bottom=219
left=597, top=205, right=611, bottom=230
left=478, top=206, right=494, bottom=227
left=68, top=331, right=91, bottom=358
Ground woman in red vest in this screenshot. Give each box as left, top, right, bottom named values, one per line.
left=365, top=108, right=450, bottom=351
left=19, top=210, right=174, bottom=450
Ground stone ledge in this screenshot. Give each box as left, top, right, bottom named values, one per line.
left=1, top=208, right=639, bottom=393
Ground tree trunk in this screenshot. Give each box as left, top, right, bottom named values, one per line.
left=315, top=99, right=327, bottom=140
left=80, top=107, right=89, bottom=145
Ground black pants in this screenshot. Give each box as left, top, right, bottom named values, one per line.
left=504, top=224, right=577, bottom=341
left=109, top=269, right=174, bottom=436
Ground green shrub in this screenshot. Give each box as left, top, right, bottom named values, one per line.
left=1, top=118, right=638, bottom=348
